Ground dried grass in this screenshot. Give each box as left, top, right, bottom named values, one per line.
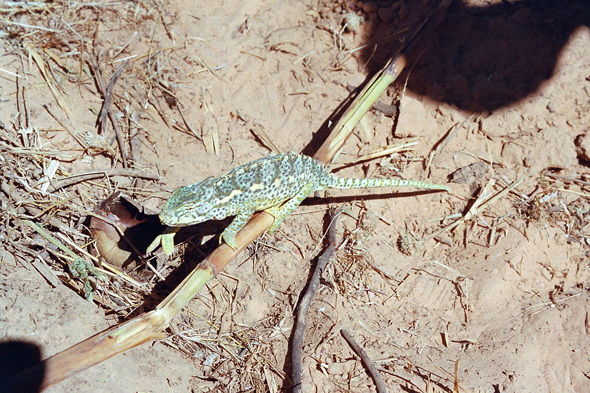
left=0, top=0, right=181, bottom=315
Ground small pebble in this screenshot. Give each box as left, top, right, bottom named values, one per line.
left=363, top=1, right=378, bottom=13
left=399, top=4, right=409, bottom=20
left=363, top=19, right=375, bottom=33
left=378, top=7, right=394, bottom=22
left=343, top=12, right=364, bottom=32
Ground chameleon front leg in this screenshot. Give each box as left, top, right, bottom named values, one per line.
left=146, top=226, right=180, bottom=256
left=220, top=208, right=256, bottom=249
left=265, top=182, right=314, bottom=233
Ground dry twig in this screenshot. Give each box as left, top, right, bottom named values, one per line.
left=341, top=329, right=388, bottom=393
left=426, top=178, right=522, bottom=242
left=90, top=56, right=130, bottom=167
left=44, top=168, right=160, bottom=193
left=291, top=207, right=342, bottom=393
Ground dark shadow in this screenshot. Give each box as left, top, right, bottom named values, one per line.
left=360, top=0, right=590, bottom=112
left=124, top=217, right=230, bottom=315
left=302, top=0, right=590, bottom=159
left=303, top=189, right=447, bottom=207
left=0, top=340, right=44, bottom=393
left=147, top=221, right=228, bottom=288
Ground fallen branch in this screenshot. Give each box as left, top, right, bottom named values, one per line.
left=291, top=207, right=342, bottom=393
left=44, top=168, right=160, bottom=192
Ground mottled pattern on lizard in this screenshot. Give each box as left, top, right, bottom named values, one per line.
left=155, top=153, right=449, bottom=252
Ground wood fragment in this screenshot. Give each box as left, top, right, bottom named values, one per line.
left=341, top=329, right=388, bottom=393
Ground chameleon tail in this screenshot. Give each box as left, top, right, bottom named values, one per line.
left=327, top=175, right=449, bottom=192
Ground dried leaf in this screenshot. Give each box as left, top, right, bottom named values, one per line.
left=89, top=192, right=162, bottom=270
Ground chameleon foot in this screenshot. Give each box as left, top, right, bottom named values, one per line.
left=146, top=226, right=179, bottom=256
left=267, top=217, right=284, bottom=234
left=220, top=229, right=238, bottom=250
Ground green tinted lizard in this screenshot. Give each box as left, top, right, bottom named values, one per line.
left=149, top=153, right=449, bottom=254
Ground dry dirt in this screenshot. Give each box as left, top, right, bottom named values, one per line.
left=1, top=0, right=590, bottom=392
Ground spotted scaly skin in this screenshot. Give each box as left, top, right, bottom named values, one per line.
left=152, top=153, right=449, bottom=253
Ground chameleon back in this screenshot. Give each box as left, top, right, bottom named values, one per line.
left=211, top=154, right=325, bottom=216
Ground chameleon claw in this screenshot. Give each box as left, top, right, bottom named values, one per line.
left=220, top=231, right=238, bottom=250
left=146, top=235, right=163, bottom=254
left=161, top=232, right=176, bottom=255
left=267, top=219, right=283, bottom=234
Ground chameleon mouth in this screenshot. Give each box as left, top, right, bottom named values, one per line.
left=158, top=210, right=175, bottom=226
left=159, top=207, right=208, bottom=227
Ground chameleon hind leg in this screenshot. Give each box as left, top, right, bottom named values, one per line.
left=220, top=208, right=256, bottom=249
left=265, top=183, right=314, bottom=233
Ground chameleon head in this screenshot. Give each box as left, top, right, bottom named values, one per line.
left=159, top=176, right=217, bottom=226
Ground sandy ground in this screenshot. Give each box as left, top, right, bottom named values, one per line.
left=1, top=0, right=590, bottom=392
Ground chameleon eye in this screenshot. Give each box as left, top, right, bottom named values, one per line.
left=165, top=176, right=216, bottom=211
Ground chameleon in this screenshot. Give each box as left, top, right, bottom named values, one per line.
left=148, top=153, right=449, bottom=254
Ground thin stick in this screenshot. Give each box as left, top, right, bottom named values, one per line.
left=103, top=61, right=130, bottom=168
left=176, top=103, right=203, bottom=141
left=90, top=56, right=130, bottom=167
left=1, top=181, right=72, bottom=234
left=291, top=208, right=342, bottom=393
left=43, top=104, right=89, bottom=150
left=43, top=168, right=160, bottom=192
left=341, top=329, right=388, bottom=393
left=97, top=60, right=128, bottom=132
left=543, top=172, right=590, bottom=187
left=426, top=179, right=522, bottom=241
